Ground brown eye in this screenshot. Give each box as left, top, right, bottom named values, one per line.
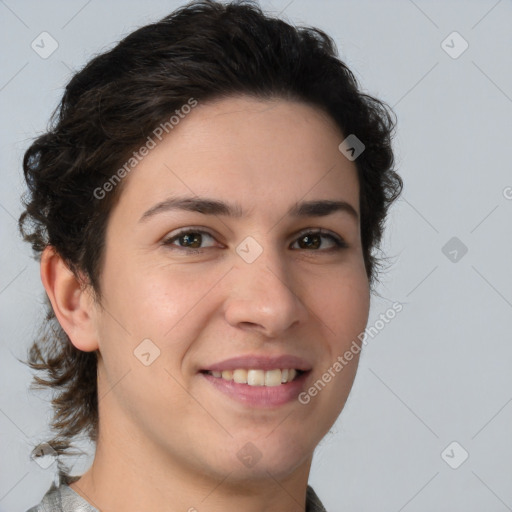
left=163, top=229, right=217, bottom=251
left=291, top=230, right=347, bottom=251
left=176, top=232, right=202, bottom=248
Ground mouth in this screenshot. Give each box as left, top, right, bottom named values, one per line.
left=200, top=368, right=305, bottom=386
left=199, top=354, right=312, bottom=407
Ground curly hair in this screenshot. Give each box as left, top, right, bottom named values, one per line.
left=19, top=0, right=402, bottom=477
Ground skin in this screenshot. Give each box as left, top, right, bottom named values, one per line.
left=41, top=96, right=370, bottom=511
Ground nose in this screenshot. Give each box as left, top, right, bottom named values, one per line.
left=223, top=246, right=309, bottom=338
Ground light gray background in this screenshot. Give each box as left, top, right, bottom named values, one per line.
left=1, top=1, right=511, bottom=511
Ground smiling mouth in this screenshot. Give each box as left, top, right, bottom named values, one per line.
left=201, top=368, right=305, bottom=386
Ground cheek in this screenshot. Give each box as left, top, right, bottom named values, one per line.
left=303, top=269, right=368, bottom=429
left=94, top=264, right=211, bottom=422
left=101, top=258, right=218, bottom=340
left=310, top=265, right=370, bottom=348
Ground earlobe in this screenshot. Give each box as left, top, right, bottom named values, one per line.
left=40, top=246, right=99, bottom=352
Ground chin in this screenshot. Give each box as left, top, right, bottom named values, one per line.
left=218, top=432, right=314, bottom=481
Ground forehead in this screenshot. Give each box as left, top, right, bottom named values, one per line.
left=111, top=96, right=359, bottom=221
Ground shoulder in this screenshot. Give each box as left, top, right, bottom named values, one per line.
left=306, top=485, right=328, bottom=512
left=25, top=481, right=98, bottom=512
left=25, top=482, right=63, bottom=512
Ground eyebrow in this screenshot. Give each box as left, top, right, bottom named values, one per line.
left=139, top=196, right=359, bottom=222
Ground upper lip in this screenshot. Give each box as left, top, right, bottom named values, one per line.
left=201, top=354, right=313, bottom=372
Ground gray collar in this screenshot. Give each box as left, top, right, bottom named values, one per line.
left=26, top=483, right=98, bottom=512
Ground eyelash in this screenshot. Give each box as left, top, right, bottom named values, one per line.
left=161, top=227, right=348, bottom=254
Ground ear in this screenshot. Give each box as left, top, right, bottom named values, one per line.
left=40, top=246, right=99, bottom=352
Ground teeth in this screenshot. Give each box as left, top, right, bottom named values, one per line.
left=264, top=369, right=282, bottom=387
left=233, top=369, right=248, bottom=383
left=211, top=368, right=300, bottom=386
left=248, top=369, right=265, bottom=386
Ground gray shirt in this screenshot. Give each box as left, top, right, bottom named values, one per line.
left=26, top=482, right=327, bottom=512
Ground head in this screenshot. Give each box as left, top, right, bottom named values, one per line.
left=20, top=0, right=402, bottom=483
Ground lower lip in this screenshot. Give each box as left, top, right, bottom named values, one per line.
left=201, top=372, right=310, bottom=407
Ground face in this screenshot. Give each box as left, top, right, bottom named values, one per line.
left=92, top=96, right=370, bottom=484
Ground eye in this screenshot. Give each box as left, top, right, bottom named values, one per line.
left=162, top=228, right=219, bottom=252
left=162, top=227, right=348, bottom=254
left=290, top=229, right=348, bottom=251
